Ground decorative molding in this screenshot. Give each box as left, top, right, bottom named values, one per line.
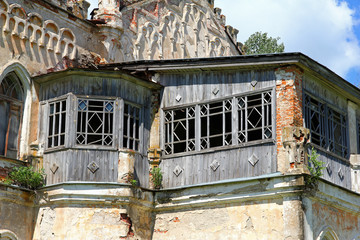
left=210, top=160, right=220, bottom=172
left=248, top=153, right=259, bottom=167
left=88, top=161, right=99, bottom=174
left=173, top=165, right=183, bottom=177
left=50, top=163, right=59, bottom=174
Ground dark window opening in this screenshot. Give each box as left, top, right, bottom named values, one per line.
left=48, top=99, right=66, bottom=148
left=164, top=90, right=273, bottom=155
left=76, top=99, right=114, bottom=146
left=123, top=103, right=140, bottom=151
left=304, top=94, right=348, bottom=158
left=0, top=73, right=24, bottom=158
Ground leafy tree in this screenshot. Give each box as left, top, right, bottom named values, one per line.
left=243, top=31, right=285, bottom=55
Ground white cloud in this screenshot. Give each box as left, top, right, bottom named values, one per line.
left=215, top=0, right=360, bottom=80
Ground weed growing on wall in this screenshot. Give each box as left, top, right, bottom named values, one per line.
left=151, top=167, right=163, bottom=189
left=306, top=147, right=325, bottom=187
left=4, top=166, right=45, bottom=190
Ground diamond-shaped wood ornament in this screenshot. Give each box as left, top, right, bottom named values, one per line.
left=50, top=163, right=59, bottom=174
left=248, top=153, right=259, bottom=166
left=251, top=80, right=258, bottom=87
left=210, top=160, right=220, bottom=172
left=175, top=94, right=182, bottom=102
left=326, top=163, right=332, bottom=175
left=88, top=161, right=99, bottom=174
left=212, top=87, right=219, bottom=95
left=338, top=168, right=344, bottom=180
left=173, top=165, right=183, bottom=177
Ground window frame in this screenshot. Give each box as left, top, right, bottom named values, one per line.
left=162, top=88, right=276, bottom=157
left=304, top=92, right=349, bottom=159
left=46, top=96, right=68, bottom=150
left=44, top=93, right=144, bottom=153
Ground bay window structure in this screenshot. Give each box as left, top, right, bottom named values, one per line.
left=304, top=94, right=348, bottom=158
left=45, top=94, right=142, bottom=152
left=0, top=73, right=24, bottom=159
left=164, top=89, right=274, bottom=155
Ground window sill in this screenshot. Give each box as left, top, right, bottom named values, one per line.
left=44, top=146, right=145, bottom=155
left=161, top=138, right=276, bottom=159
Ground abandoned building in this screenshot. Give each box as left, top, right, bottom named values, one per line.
left=0, top=0, right=359, bottom=239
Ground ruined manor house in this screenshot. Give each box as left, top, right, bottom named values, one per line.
left=0, top=0, right=359, bottom=239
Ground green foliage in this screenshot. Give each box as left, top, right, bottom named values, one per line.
left=151, top=167, right=163, bottom=189
left=5, top=166, right=45, bottom=190
left=244, top=31, right=285, bottom=55
left=130, top=179, right=138, bottom=186
left=306, top=147, right=325, bottom=187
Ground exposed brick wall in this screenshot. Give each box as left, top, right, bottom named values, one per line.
left=275, top=66, right=304, bottom=172
left=0, top=166, right=11, bottom=181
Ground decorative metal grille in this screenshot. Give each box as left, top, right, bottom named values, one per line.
left=123, top=103, right=140, bottom=151
left=76, top=99, right=114, bottom=146
left=164, top=90, right=273, bottom=155
left=48, top=100, right=66, bottom=148
left=304, top=94, right=348, bottom=158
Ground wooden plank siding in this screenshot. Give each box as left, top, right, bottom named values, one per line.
left=160, top=143, right=276, bottom=188
left=159, top=69, right=278, bottom=188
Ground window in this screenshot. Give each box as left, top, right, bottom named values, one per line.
left=304, top=94, right=348, bottom=158
left=0, top=73, right=24, bottom=159
left=48, top=100, right=66, bottom=148
left=123, top=103, right=140, bottom=151
left=76, top=99, right=114, bottom=146
left=45, top=94, right=143, bottom=152
left=164, top=90, right=274, bottom=155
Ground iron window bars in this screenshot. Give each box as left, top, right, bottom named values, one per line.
left=304, top=94, right=348, bottom=158
left=164, top=90, right=274, bottom=155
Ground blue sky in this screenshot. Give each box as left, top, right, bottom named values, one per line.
left=87, top=0, right=360, bottom=87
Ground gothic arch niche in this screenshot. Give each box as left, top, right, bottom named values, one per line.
left=0, top=230, right=18, bottom=240
left=0, top=63, right=30, bottom=159
left=316, top=226, right=339, bottom=240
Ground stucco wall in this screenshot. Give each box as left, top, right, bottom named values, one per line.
left=0, top=184, right=37, bottom=240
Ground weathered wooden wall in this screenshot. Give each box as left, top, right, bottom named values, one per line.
left=159, top=69, right=276, bottom=107
left=158, top=69, right=278, bottom=187
left=160, top=143, right=276, bottom=188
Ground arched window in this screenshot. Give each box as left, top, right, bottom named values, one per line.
left=0, top=72, right=24, bottom=159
